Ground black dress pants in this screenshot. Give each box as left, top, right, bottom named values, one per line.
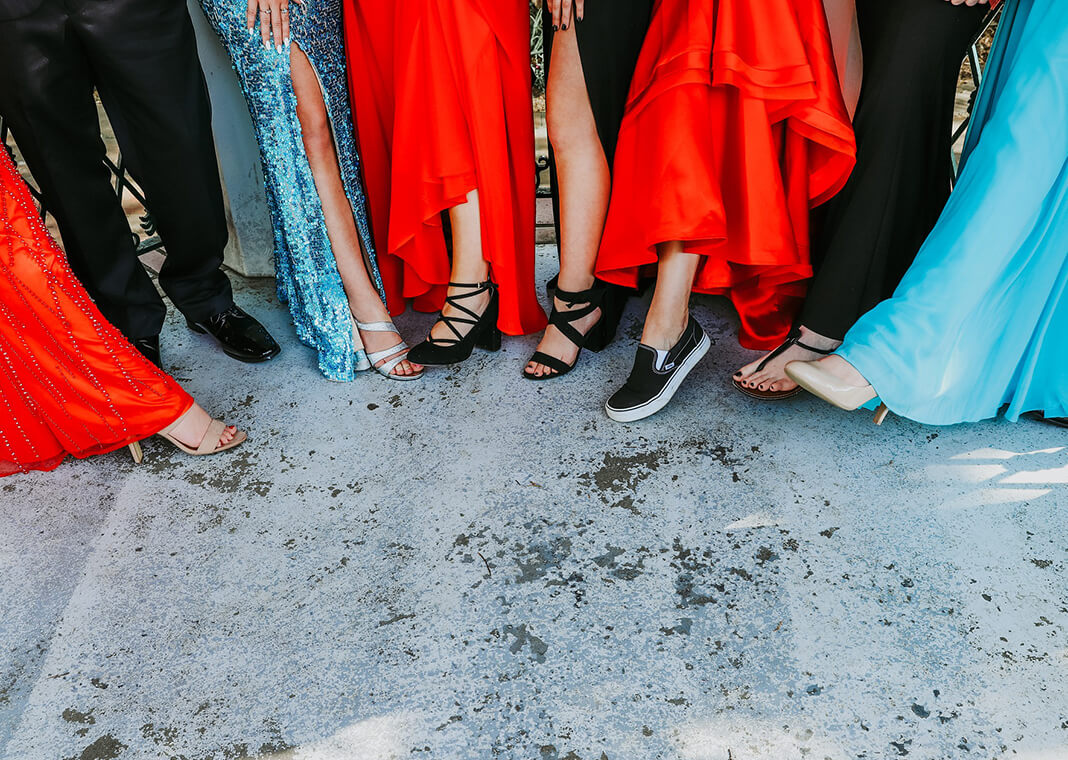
left=801, top=0, right=989, bottom=341
left=0, top=0, right=233, bottom=340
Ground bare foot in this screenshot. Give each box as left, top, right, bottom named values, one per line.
left=352, top=302, right=423, bottom=378
left=429, top=284, right=491, bottom=345
left=734, top=327, right=841, bottom=394
left=168, top=404, right=239, bottom=450
left=525, top=295, right=602, bottom=378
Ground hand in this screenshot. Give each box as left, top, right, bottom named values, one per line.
left=945, top=0, right=989, bottom=6
left=548, top=0, right=584, bottom=31
left=247, top=0, right=297, bottom=52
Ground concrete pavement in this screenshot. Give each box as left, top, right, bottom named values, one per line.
left=1, top=248, right=1065, bottom=760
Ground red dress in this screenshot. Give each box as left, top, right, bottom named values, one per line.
left=596, top=0, right=857, bottom=349
left=0, top=151, right=191, bottom=476
left=344, top=0, right=546, bottom=336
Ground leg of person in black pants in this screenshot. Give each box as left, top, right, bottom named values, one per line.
left=734, top=0, right=990, bottom=397
left=0, top=0, right=279, bottom=366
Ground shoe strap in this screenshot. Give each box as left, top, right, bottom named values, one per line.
left=426, top=281, right=495, bottom=346
left=366, top=341, right=409, bottom=365
left=527, top=350, right=572, bottom=377
left=198, top=419, right=226, bottom=455
left=356, top=320, right=401, bottom=334
left=547, top=282, right=606, bottom=347
left=554, top=282, right=605, bottom=308
left=754, top=329, right=834, bottom=373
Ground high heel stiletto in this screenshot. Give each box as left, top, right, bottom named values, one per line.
left=355, top=319, right=424, bottom=381
left=785, top=360, right=891, bottom=425
left=523, top=281, right=626, bottom=381
left=406, top=280, right=501, bottom=366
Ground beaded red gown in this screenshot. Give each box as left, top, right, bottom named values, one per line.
left=0, top=150, right=192, bottom=476
left=595, top=0, right=857, bottom=350
left=344, top=0, right=546, bottom=336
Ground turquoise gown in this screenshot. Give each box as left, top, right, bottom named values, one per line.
left=837, top=0, right=1068, bottom=425
left=199, top=0, right=386, bottom=382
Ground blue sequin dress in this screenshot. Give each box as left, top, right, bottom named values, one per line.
left=200, top=0, right=386, bottom=381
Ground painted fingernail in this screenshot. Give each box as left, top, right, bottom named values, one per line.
left=276, top=44, right=283, bottom=52
left=283, top=36, right=290, bottom=46
left=552, top=24, right=558, bottom=31
left=561, top=23, right=568, bottom=30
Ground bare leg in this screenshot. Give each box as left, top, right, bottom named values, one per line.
left=526, top=26, right=611, bottom=377
left=429, top=190, right=493, bottom=342
left=734, top=326, right=842, bottom=393
left=290, top=47, right=419, bottom=376
left=641, top=241, right=700, bottom=350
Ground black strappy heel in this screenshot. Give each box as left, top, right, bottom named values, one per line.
left=733, top=328, right=835, bottom=400
left=523, top=281, right=626, bottom=381
left=407, top=280, right=501, bottom=366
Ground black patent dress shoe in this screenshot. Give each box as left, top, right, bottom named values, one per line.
left=1024, top=411, right=1068, bottom=429
left=605, top=315, right=711, bottom=423
left=132, top=336, right=162, bottom=369
left=187, top=304, right=281, bottom=363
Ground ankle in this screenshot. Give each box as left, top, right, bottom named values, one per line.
left=556, top=271, right=596, bottom=294
left=797, top=325, right=843, bottom=352
left=350, top=300, right=390, bottom=325
left=641, top=314, right=687, bottom=351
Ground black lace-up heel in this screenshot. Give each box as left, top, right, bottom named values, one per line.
left=407, top=280, right=501, bottom=366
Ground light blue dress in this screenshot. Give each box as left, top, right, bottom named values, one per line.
left=200, top=0, right=387, bottom=381
left=837, top=0, right=1068, bottom=425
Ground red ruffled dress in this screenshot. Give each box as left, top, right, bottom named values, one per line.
left=595, top=0, right=857, bottom=349
left=0, top=151, right=191, bottom=476
left=344, top=0, right=546, bottom=336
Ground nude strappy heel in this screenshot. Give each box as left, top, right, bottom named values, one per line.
left=355, top=320, right=424, bottom=381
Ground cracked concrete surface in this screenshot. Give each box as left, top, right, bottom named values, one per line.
left=1, top=247, right=1066, bottom=760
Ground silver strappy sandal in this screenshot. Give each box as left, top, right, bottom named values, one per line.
left=355, top=320, right=424, bottom=381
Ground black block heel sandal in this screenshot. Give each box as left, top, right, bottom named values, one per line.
left=523, top=281, right=626, bottom=381
left=407, top=280, right=501, bottom=366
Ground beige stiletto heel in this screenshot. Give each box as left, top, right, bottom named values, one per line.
left=128, top=442, right=144, bottom=464
left=873, top=403, right=890, bottom=426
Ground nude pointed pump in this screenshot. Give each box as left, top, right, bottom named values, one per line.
left=784, top=359, right=890, bottom=425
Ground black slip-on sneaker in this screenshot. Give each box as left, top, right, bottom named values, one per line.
left=605, top=315, right=711, bottom=422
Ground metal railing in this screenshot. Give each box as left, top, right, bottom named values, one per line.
left=952, top=6, right=1003, bottom=180
left=1, top=116, right=163, bottom=256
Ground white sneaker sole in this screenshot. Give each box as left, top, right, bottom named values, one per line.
left=605, top=331, right=712, bottom=423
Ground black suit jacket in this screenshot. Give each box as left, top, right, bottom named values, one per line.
left=0, top=0, right=45, bottom=22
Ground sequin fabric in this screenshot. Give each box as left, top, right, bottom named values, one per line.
left=200, top=0, right=386, bottom=382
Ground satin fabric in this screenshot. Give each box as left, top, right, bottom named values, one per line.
left=344, top=0, right=546, bottom=336
left=0, top=151, right=192, bottom=476
left=595, top=0, right=856, bottom=350
left=839, top=0, right=1068, bottom=425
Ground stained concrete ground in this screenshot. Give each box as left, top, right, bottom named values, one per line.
left=1, top=248, right=1066, bottom=760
